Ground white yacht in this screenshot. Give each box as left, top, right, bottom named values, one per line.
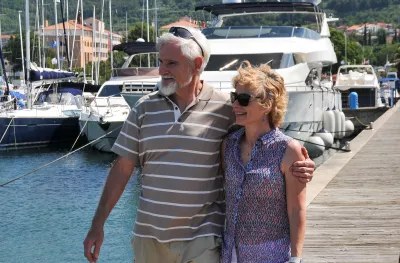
left=334, top=65, right=385, bottom=108
left=79, top=77, right=158, bottom=152
left=79, top=42, right=159, bottom=152
left=195, top=0, right=344, bottom=146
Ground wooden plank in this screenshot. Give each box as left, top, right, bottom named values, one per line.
left=303, top=105, right=400, bottom=263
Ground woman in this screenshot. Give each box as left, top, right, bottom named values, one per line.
left=221, top=61, right=306, bottom=263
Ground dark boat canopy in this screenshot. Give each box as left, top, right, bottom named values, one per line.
left=113, top=42, right=157, bottom=55
left=195, top=2, right=323, bottom=16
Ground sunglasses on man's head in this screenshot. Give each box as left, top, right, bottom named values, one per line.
left=230, top=92, right=260, bottom=107
left=168, top=27, right=204, bottom=57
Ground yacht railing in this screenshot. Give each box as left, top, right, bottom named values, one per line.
left=202, top=26, right=320, bottom=40
left=122, top=80, right=157, bottom=94
left=206, top=81, right=318, bottom=92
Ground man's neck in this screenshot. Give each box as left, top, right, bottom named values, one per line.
left=171, top=79, right=203, bottom=112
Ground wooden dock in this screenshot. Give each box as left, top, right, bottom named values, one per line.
left=303, top=103, right=400, bottom=263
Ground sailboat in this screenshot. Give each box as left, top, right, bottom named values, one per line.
left=78, top=0, right=159, bottom=152
left=0, top=0, right=99, bottom=150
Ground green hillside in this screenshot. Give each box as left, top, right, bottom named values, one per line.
left=0, top=0, right=399, bottom=35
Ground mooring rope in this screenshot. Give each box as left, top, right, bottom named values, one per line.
left=69, top=118, right=89, bottom=152
left=0, top=117, right=14, bottom=144
left=0, top=125, right=122, bottom=187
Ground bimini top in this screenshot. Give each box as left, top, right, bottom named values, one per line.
left=113, top=42, right=156, bottom=56
left=195, top=1, right=323, bottom=16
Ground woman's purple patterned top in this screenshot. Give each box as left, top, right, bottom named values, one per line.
left=222, top=127, right=293, bottom=263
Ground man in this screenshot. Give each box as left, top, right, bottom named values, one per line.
left=83, top=26, right=315, bottom=263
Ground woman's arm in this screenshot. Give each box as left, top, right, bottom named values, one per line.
left=281, top=139, right=307, bottom=258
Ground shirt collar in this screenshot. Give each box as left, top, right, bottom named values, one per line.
left=230, top=127, right=278, bottom=145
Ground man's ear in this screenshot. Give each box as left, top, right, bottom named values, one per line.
left=193, top=57, right=203, bottom=74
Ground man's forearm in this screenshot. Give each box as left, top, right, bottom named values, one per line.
left=91, top=157, right=136, bottom=228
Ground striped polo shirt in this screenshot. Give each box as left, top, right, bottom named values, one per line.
left=111, top=82, right=235, bottom=242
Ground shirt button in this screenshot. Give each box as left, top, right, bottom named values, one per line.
left=174, top=107, right=178, bottom=110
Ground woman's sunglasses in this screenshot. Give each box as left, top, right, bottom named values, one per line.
left=168, top=27, right=205, bottom=57
left=230, top=92, right=260, bottom=107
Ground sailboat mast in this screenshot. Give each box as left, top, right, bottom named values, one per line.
left=60, top=0, right=70, bottom=67
left=80, top=0, right=86, bottom=83
left=36, top=0, right=42, bottom=67
left=109, top=0, right=114, bottom=76
left=125, top=12, right=127, bottom=43
left=18, top=11, right=26, bottom=85
left=0, top=18, right=2, bottom=50
left=97, top=0, right=105, bottom=84
left=146, top=0, right=150, bottom=66
left=66, top=0, right=70, bottom=60
left=25, top=0, right=32, bottom=109
left=54, top=0, right=61, bottom=69
left=41, top=0, right=46, bottom=68
left=92, top=6, right=96, bottom=84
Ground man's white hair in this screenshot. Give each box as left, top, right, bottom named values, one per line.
left=156, top=27, right=211, bottom=73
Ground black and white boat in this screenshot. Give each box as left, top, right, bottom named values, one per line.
left=79, top=42, right=158, bottom=152
left=0, top=81, right=100, bottom=150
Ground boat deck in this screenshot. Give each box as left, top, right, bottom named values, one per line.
left=303, top=103, right=400, bottom=262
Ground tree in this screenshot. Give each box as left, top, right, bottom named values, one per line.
left=376, top=28, right=387, bottom=45
left=330, top=28, right=363, bottom=72
left=363, top=24, right=367, bottom=46
left=3, top=35, right=23, bottom=73
left=374, top=43, right=400, bottom=65
left=124, top=22, right=156, bottom=43
left=368, top=31, right=372, bottom=46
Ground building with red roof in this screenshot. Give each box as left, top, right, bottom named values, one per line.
left=40, top=18, right=122, bottom=68
left=160, top=16, right=206, bottom=30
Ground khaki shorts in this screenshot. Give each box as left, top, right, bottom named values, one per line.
left=132, top=235, right=222, bottom=263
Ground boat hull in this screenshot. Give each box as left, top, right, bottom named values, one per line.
left=0, top=117, right=80, bottom=150
left=80, top=120, right=123, bottom=152
left=282, top=89, right=341, bottom=143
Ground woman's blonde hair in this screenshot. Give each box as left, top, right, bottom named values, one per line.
left=232, top=60, right=288, bottom=128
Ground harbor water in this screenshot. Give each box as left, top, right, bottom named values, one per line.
left=0, top=147, right=141, bottom=263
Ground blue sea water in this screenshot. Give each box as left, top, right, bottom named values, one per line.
left=0, top=147, right=141, bottom=263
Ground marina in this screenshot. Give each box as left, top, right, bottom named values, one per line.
left=1, top=0, right=400, bottom=262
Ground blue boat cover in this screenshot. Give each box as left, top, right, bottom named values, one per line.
left=30, top=68, right=76, bottom=81
left=9, top=90, right=25, bottom=99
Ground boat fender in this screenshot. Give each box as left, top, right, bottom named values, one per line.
left=316, top=129, right=334, bottom=148
left=338, top=111, right=346, bottom=139
left=304, top=135, right=325, bottom=158
left=333, top=110, right=341, bottom=139
left=323, top=110, right=335, bottom=137
left=344, top=119, right=355, bottom=138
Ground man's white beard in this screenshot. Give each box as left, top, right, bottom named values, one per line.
left=160, top=71, right=193, bottom=96
left=160, top=80, right=179, bottom=96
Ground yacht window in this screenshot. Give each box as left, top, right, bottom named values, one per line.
left=98, top=85, right=123, bottom=97
left=205, top=53, right=283, bottom=71
left=282, top=54, right=296, bottom=68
